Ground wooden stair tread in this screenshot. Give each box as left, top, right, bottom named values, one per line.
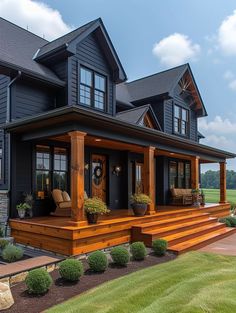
left=169, top=227, right=236, bottom=252
left=143, top=217, right=218, bottom=236
left=162, top=222, right=225, bottom=242
left=133, top=212, right=210, bottom=229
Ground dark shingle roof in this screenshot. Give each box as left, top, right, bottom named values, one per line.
left=117, top=64, right=187, bottom=103
left=35, top=19, right=98, bottom=59
left=116, top=104, right=161, bottom=130
left=0, top=17, right=64, bottom=85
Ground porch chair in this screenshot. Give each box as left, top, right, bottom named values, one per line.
left=51, top=189, right=88, bottom=217
left=170, top=188, right=193, bottom=206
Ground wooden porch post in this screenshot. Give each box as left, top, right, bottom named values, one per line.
left=143, top=146, right=156, bottom=215
left=219, top=161, right=227, bottom=204
left=68, top=131, right=87, bottom=224
left=191, top=156, right=199, bottom=189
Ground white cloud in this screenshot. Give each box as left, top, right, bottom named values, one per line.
left=218, top=10, right=236, bottom=55
left=199, top=116, right=236, bottom=135
left=223, top=70, right=236, bottom=91
left=152, top=33, right=200, bottom=67
left=0, top=0, right=73, bottom=40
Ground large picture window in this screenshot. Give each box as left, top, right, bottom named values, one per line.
left=79, top=66, right=106, bottom=111
left=169, top=160, right=191, bottom=189
left=35, top=145, right=68, bottom=199
left=174, top=105, right=189, bottom=136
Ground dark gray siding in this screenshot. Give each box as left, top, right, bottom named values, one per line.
left=69, top=32, right=114, bottom=114
left=0, top=75, right=9, bottom=123
left=0, top=75, right=9, bottom=190
left=11, top=81, right=55, bottom=120
left=50, top=60, right=67, bottom=107
left=11, top=135, right=32, bottom=217
left=163, top=99, right=173, bottom=134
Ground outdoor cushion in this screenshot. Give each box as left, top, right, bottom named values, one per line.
left=58, top=201, right=71, bottom=209
left=52, top=189, right=64, bottom=204
left=62, top=191, right=71, bottom=202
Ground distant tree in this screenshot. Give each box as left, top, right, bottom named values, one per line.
left=201, top=170, right=236, bottom=189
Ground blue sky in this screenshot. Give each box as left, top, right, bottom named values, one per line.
left=1, top=0, right=236, bottom=171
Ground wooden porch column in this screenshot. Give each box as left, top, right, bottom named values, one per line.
left=143, top=146, right=156, bottom=215
left=219, top=161, right=227, bottom=204
left=69, top=131, right=87, bottom=224
left=191, top=156, right=199, bottom=189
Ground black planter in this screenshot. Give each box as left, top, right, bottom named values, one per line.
left=131, top=203, right=147, bottom=216
left=86, top=212, right=99, bottom=224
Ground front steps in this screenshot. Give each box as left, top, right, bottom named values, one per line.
left=132, top=205, right=236, bottom=254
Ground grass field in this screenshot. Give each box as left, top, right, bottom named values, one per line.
left=47, top=252, right=236, bottom=313
left=203, top=188, right=236, bottom=206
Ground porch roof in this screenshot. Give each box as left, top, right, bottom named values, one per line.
left=2, top=105, right=235, bottom=161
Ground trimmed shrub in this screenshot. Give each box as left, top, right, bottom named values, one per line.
left=152, top=239, right=168, bottom=256
left=2, top=244, right=23, bottom=262
left=25, top=268, right=52, bottom=295
left=88, top=251, right=108, bottom=272
left=130, top=242, right=147, bottom=261
left=110, top=246, right=130, bottom=266
left=59, top=259, right=84, bottom=281
left=0, top=239, right=9, bottom=250
left=219, top=216, right=236, bottom=227
left=219, top=217, right=231, bottom=227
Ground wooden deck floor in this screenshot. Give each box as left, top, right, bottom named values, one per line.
left=10, top=203, right=232, bottom=255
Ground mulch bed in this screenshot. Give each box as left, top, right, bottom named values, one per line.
left=4, top=252, right=176, bottom=313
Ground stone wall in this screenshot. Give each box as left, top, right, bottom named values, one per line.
left=0, top=190, right=9, bottom=235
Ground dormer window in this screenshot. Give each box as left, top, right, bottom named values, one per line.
left=79, top=66, right=106, bottom=111
left=174, top=105, right=188, bottom=136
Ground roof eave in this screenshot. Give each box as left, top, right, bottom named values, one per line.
left=0, top=61, right=65, bottom=87
left=3, top=106, right=235, bottom=159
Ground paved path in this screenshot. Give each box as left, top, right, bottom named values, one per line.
left=199, top=233, right=236, bottom=256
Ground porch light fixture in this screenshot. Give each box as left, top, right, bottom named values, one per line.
left=113, top=165, right=122, bottom=176
left=95, top=138, right=102, bottom=142
left=170, top=153, right=175, bottom=155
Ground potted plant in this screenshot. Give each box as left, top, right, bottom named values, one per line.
left=191, top=189, right=200, bottom=207
left=130, top=193, right=151, bottom=216
left=200, top=189, right=205, bottom=206
left=24, top=193, right=34, bottom=218
left=16, top=203, right=31, bottom=219
left=84, top=197, right=110, bottom=224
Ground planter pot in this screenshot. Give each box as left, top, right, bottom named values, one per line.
left=86, top=212, right=99, bottom=224
left=131, top=203, right=147, bottom=216
left=17, top=209, right=25, bottom=219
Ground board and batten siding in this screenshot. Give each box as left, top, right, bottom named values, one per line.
left=11, top=81, right=54, bottom=120
left=68, top=32, right=114, bottom=114
left=0, top=75, right=10, bottom=190
left=163, top=95, right=198, bottom=142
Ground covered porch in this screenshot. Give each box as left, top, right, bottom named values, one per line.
left=5, top=106, right=234, bottom=255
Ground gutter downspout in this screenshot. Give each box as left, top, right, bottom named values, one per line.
left=5, top=71, right=21, bottom=233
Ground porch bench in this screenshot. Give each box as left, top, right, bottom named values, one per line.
left=170, top=188, right=193, bottom=205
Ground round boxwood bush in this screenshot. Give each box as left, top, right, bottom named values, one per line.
left=152, top=239, right=168, bottom=256
left=2, top=244, right=23, bottom=262
left=0, top=239, right=9, bottom=250
left=88, top=250, right=108, bottom=272
left=25, top=268, right=52, bottom=295
left=130, top=242, right=147, bottom=261
left=110, top=246, right=130, bottom=266
left=59, top=258, right=84, bottom=281
left=219, top=216, right=236, bottom=227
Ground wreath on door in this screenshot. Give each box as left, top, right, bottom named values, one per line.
left=93, top=165, right=103, bottom=179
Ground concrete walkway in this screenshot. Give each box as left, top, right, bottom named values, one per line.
left=199, top=233, right=236, bottom=256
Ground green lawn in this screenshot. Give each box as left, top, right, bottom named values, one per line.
left=47, top=252, right=236, bottom=313
left=203, top=188, right=236, bottom=206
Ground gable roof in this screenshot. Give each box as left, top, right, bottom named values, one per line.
left=35, top=19, right=97, bottom=60
left=116, top=104, right=162, bottom=130
left=116, top=64, right=207, bottom=117
left=0, top=17, right=64, bottom=86
left=35, top=18, right=127, bottom=83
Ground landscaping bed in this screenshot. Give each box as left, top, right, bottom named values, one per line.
left=5, top=252, right=175, bottom=313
